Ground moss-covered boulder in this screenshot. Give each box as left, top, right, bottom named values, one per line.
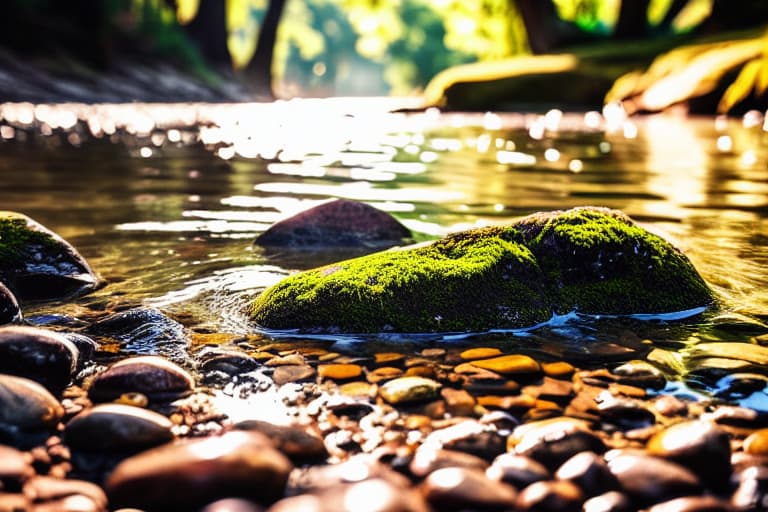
left=0, top=212, right=100, bottom=301
left=250, top=207, right=715, bottom=334
left=516, top=207, right=714, bottom=315
left=251, top=226, right=550, bottom=333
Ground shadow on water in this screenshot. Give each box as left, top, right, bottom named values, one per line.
left=3, top=99, right=768, bottom=403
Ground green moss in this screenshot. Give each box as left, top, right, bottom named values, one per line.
left=251, top=207, right=716, bottom=334
left=251, top=226, right=551, bottom=333
left=516, top=207, right=714, bottom=314
left=0, top=211, right=99, bottom=300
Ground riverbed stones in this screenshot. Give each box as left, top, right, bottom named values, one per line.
left=87, top=355, right=195, bottom=403
left=255, top=198, right=412, bottom=248
left=64, top=403, right=175, bottom=452
left=250, top=206, right=714, bottom=333
left=0, top=325, right=79, bottom=392
left=605, top=451, right=702, bottom=507
left=0, top=211, right=100, bottom=301
left=105, top=430, right=293, bottom=509
left=420, top=466, right=518, bottom=510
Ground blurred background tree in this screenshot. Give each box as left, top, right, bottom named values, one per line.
left=0, top=0, right=767, bottom=107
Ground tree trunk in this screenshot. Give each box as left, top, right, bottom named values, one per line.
left=183, top=0, right=232, bottom=71
left=513, top=0, right=562, bottom=54
left=614, top=0, right=651, bottom=40
left=245, top=0, right=287, bottom=99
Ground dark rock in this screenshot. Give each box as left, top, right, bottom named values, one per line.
left=410, top=447, right=489, bottom=478
left=486, top=453, right=551, bottom=489
left=22, top=475, right=108, bottom=512
left=515, top=479, right=583, bottom=512
left=105, top=430, right=293, bottom=510
left=61, top=332, right=98, bottom=372
left=272, top=478, right=429, bottom=512
left=606, top=452, right=702, bottom=507
left=0, top=325, right=79, bottom=391
left=646, top=420, right=731, bottom=491
left=0, top=281, right=21, bottom=324
left=235, top=419, right=328, bottom=464
left=64, top=403, right=174, bottom=452
left=647, top=495, right=735, bottom=512
left=0, top=211, right=100, bottom=301
left=421, top=420, right=506, bottom=462
left=510, top=417, right=607, bottom=471
left=286, top=453, right=411, bottom=495
left=582, top=491, right=633, bottom=512
left=0, top=374, right=63, bottom=441
left=198, top=348, right=259, bottom=376
left=87, top=355, right=195, bottom=403
left=420, top=467, right=518, bottom=511
left=255, top=199, right=412, bottom=249
left=555, top=451, right=619, bottom=498
left=86, top=307, right=189, bottom=365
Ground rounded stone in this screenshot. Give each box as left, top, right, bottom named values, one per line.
left=271, top=478, right=428, bottom=512
left=645, top=420, right=731, bottom=491
left=64, top=403, right=174, bottom=452
left=515, top=480, right=583, bottom=512
left=420, top=467, right=517, bottom=511
left=0, top=374, right=63, bottom=436
left=202, top=498, right=265, bottom=512
left=582, top=491, right=633, bottom=512
left=743, top=428, right=768, bottom=456
left=0, top=444, right=34, bottom=483
left=486, top=454, right=551, bottom=489
left=378, top=376, right=441, bottom=405
left=0, top=281, right=21, bottom=325
left=0, top=211, right=101, bottom=301
left=106, top=430, right=293, bottom=509
left=460, top=347, right=503, bottom=360
left=0, top=325, right=79, bottom=392
left=470, top=354, right=542, bottom=376
left=647, top=495, right=735, bottom=512
left=255, top=198, right=412, bottom=248
left=318, top=363, right=363, bottom=381
left=555, top=451, right=619, bottom=498
left=235, top=419, right=328, bottom=464
left=605, top=452, right=702, bottom=507
left=22, top=475, right=108, bottom=512
left=87, top=355, right=195, bottom=403
left=510, top=417, right=606, bottom=471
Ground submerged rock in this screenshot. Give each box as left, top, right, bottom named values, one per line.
left=250, top=207, right=714, bottom=334
left=255, top=199, right=412, bottom=249
left=0, top=281, right=21, bottom=324
left=0, top=211, right=100, bottom=301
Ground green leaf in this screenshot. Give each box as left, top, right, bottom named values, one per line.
left=718, top=58, right=762, bottom=113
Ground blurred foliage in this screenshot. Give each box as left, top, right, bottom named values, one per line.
left=606, top=28, right=768, bottom=113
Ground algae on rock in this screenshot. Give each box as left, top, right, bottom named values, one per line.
left=250, top=207, right=715, bottom=334
left=0, top=211, right=100, bottom=301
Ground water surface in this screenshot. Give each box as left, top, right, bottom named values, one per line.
left=2, top=99, right=768, bottom=403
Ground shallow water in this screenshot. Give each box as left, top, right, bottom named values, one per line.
left=2, top=99, right=768, bottom=403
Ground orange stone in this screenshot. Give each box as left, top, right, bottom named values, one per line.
left=470, top=354, right=541, bottom=376
left=460, top=347, right=503, bottom=361
left=318, top=363, right=363, bottom=381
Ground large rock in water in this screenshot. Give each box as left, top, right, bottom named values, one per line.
left=0, top=211, right=100, bottom=301
left=255, top=199, right=412, bottom=248
left=250, top=207, right=715, bottom=334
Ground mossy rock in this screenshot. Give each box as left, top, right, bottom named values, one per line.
left=251, top=226, right=550, bottom=333
left=0, top=212, right=100, bottom=301
left=250, top=207, right=715, bottom=334
left=514, top=207, right=714, bottom=315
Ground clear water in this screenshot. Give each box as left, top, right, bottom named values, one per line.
left=3, top=99, right=768, bottom=402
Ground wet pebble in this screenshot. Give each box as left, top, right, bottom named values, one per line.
left=272, top=364, right=316, bottom=385
left=202, top=498, right=265, bottom=512
left=486, top=453, right=550, bottom=489
left=469, top=354, right=542, bottom=377
left=516, top=479, right=583, bottom=512
left=0, top=325, right=79, bottom=391
left=0, top=444, right=34, bottom=489
left=64, top=403, right=174, bottom=452
left=605, top=451, right=702, bottom=507
left=510, top=417, right=607, bottom=471
left=420, top=466, right=517, bottom=511
left=645, top=420, right=731, bottom=490
left=235, top=419, right=328, bottom=464
left=647, top=495, right=735, bottom=512
left=378, top=376, right=441, bottom=405
left=555, top=451, right=619, bottom=498
left=318, top=363, right=363, bottom=381
left=0, top=281, right=22, bottom=324
left=87, top=355, right=195, bottom=403
left=0, top=374, right=64, bottom=444
left=106, top=430, right=293, bottom=510
left=23, top=475, right=108, bottom=512
left=581, top=490, right=633, bottom=512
